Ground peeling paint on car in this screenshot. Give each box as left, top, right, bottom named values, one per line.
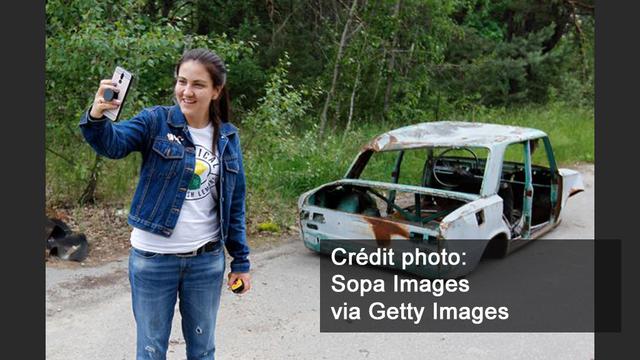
left=366, top=122, right=547, bottom=151
left=363, top=216, right=410, bottom=247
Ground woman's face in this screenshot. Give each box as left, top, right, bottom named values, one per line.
left=175, top=60, right=221, bottom=124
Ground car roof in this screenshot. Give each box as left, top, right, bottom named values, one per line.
left=366, top=121, right=547, bottom=151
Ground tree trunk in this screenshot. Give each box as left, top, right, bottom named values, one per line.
left=383, top=0, right=402, bottom=115
left=78, top=154, right=103, bottom=205
left=144, top=0, right=158, bottom=21
left=161, top=0, right=174, bottom=19
left=344, top=60, right=361, bottom=139
left=319, top=0, right=359, bottom=137
left=568, top=1, right=589, bottom=82
left=270, top=8, right=295, bottom=53
left=194, top=0, right=214, bottom=35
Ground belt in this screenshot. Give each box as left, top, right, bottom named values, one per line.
left=175, top=241, right=220, bottom=257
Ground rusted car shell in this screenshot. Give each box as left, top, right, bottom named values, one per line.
left=298, top=121, right=584, bottom=277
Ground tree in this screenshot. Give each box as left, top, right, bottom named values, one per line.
left=319, top=0, right=361, bottom=137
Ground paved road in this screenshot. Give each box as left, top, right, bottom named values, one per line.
left=46, top=165, right=594, bottom=360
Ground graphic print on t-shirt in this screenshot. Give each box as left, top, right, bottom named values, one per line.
left=187, top=145, right=219, bottom=200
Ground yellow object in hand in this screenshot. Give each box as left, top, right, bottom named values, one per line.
left=231, top=279, right=244, bottom=293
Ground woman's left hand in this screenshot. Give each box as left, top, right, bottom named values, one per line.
left=227, top=272, right=251, bottom=294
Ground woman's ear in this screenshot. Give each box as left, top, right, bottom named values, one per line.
left=212, top=85, right=224, bottom=101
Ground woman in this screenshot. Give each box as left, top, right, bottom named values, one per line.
left=79, top=48, right=251, bottom=360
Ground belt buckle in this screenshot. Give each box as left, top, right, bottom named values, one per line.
left=176, top=249, right=199, bottom=257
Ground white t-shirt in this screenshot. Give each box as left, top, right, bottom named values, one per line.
left=131, top=122, right=221, bottom=253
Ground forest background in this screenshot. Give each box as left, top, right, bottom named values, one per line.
left=45, top=0, right=594, bottom=258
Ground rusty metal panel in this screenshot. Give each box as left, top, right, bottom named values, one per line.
left=439, top=196, right=510, bottom=240
left=366, top=122, right=547, bottom=152
left=558, top=168, right=585, bottom=217
left=299, top=205, right=441, bottom=248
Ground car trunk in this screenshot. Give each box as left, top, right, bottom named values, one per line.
left=299, top=179, right=477, bottom=249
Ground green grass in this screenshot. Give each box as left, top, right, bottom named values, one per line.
left=450, top=102, right=594, bottom=164
left=46, top=146, right=140, bottom=206
left=46, top=102, right=594, bottom=232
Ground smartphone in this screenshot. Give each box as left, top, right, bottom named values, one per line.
left=103, top=66, right=134, bottom=121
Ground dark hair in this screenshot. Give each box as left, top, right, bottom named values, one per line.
left=175, top=48, right=231, bottom=152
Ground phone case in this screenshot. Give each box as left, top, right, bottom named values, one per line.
left=103, top=66, right=134, bottom=121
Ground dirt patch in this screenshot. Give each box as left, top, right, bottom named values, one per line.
left=60, top=269, right=128, bottom=291
left=46, top=204, right=132, bottom=267
left=45, top=204, right=299, bottom=268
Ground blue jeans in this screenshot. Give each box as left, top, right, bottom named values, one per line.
left=128, top=242, right=225, bottom=360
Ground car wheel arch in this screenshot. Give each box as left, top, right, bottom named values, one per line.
left=481, top=232, right=510, bottom=258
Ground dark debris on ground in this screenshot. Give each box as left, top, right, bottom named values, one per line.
left=45, top=204, right=297, bottom=268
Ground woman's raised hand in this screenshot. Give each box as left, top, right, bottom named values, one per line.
left=89, top=79, right=121, bottom=118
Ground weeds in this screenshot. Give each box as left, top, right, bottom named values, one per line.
left=47, top=101, right=593, bottom=232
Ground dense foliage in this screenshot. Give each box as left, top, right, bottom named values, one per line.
left=46, top=0, right=594, bottom=226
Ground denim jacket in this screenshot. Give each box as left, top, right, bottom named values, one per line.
left=79, top=105, right=250, bottom=273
